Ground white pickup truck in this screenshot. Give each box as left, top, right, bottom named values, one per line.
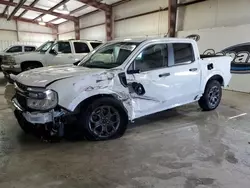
left=1, top=39, right=102, bottom=76
left=0, top=45, right=36, bottom=70
left=11, top=38, right=232, bottom=141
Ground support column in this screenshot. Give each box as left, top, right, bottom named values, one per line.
left=105, top=8, right=112, bottom=41
left=168, top=0, right=177, bottom=37
left=74, top=19, right=80, bottom=40
left=52, top=25, right=58, bottom=40
left=15, top=20, right=20, bottom=41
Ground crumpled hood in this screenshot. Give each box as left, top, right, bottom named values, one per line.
left=16, top=64, right=106, bottom=87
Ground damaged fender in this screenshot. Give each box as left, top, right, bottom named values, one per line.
left=47, top=71, right=134, bottom=120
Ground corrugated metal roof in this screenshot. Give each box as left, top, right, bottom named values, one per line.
left=0, top=0, right=125, bottom=25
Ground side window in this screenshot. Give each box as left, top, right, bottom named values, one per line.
left=90, top=42, right=102, bottom=49
left=134, top=44, right=168, bottom=72
left=6, top=46, right=22, bottom=53
left=74, top=42, right=90, bottom=53
left=24, top=46, right=36, bottom=52
left=173, top=43, right=195, bottom=65
left=52, top=42, right=71, bottom=54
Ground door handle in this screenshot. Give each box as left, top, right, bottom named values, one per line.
left=189, top=68, right=198, bottom=72
left=159, top=73, right=170, bottom=77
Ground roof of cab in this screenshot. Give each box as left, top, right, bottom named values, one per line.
left=58, top=39, right=102, bottom=43
left=110, top=37, right=195, bottom=43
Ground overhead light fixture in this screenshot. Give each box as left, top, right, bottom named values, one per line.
left=38, top=18, right=46, bottom=26
left=61, top=4, right=70, bottom=14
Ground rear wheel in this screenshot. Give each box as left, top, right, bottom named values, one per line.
left=77, top=97, right=128, bottom=141
left=198, top=80, right=222, bottom=111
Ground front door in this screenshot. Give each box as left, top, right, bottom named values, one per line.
left=126, top=43, right=173, bottom=118
left=48, top=41, right=75, bottom=66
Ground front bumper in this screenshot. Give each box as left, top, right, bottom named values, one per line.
left=11, top=98, right=64, bottom=124
left=1, top=64, right=21, bottom=74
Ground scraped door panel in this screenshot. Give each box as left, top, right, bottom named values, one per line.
left=126, top=43, right=176, bottom=118
left=127, top=68, right=177, bottom=118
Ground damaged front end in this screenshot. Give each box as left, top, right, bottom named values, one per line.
left=11, top=82, right=69, bottom=141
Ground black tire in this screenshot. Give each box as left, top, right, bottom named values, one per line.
left=14, top=110, right=33, bottom=134
left=198, top=80, right=222, bottom=111
left=77, top=97, right=128, bottom=141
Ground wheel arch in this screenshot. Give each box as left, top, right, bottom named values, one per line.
left=21, top=61, right=43, bottom=70
left=207, top=74, right=224, bottom=86
left=74, top=94, right=129, bottom=120
left=203, top=74, right=224, bottom=92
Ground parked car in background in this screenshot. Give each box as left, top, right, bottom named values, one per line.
left=1, top=39, right=102, bottom=77
left=0, top=45, right=36, bottom=70
left=11, top=38, right=232, bottom=141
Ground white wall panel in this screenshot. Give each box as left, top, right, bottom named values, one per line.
left=113, top=0, right=168, bottom=20
left=115, top=11, right=168, bottom=39
left=80, top=25, right=106, bottom=41
left=0, top=18, right=16, bottom=30
left=79, top=11, right=105, bottom=28
left=177, top=24, right=250, bottom=93
left=182, top=0, right=250, bottom=31
left=58, top=32, right=75, bottom=40
left=18, top=32, right=53, bottom=42
left=17, top=22, right=52, bottom=33
left=0, top=31, right=17, bottom=41
left=58, top=21, right=74, bottom=33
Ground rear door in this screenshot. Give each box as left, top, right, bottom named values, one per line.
left=24, top=46, right=36, bottom=52
left=165, top=42, right=201, bottom=104
left=90, top=42, right=102, bottom=50
left=73, top=42, right=91, bottom=62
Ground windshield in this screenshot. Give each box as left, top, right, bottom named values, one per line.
left=80, top=42, right=139, bottom=69
left=35, top=41, right=54, bottom=53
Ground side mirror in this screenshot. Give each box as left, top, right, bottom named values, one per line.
left=127, top=69, right=140, bottom=74
left=73, top=60, right=80, bottom=66
left=50, top=49, right=58, bottom=55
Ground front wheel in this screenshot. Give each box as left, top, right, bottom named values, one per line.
left=77, top=97, right=128, bottom=141
left=198, top=80, right=222, bottom=111
left=14, top=110, right=33, bottom=133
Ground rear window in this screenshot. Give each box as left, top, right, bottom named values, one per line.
left=173, top=43, right=194, bottom=65
left=90, top=42, right=102, bottom=49
left=74, top=42, right=90, bottom=53
left=24, top=46, right=36, bottom=52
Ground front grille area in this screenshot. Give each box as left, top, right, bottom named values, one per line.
left=2, top=55, right=15, bottom=65
left=15, top=82, right=28, bottom=110
left=16, top=92, right=27, bottom=109
left=15, top=82, right=28, bottom=92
